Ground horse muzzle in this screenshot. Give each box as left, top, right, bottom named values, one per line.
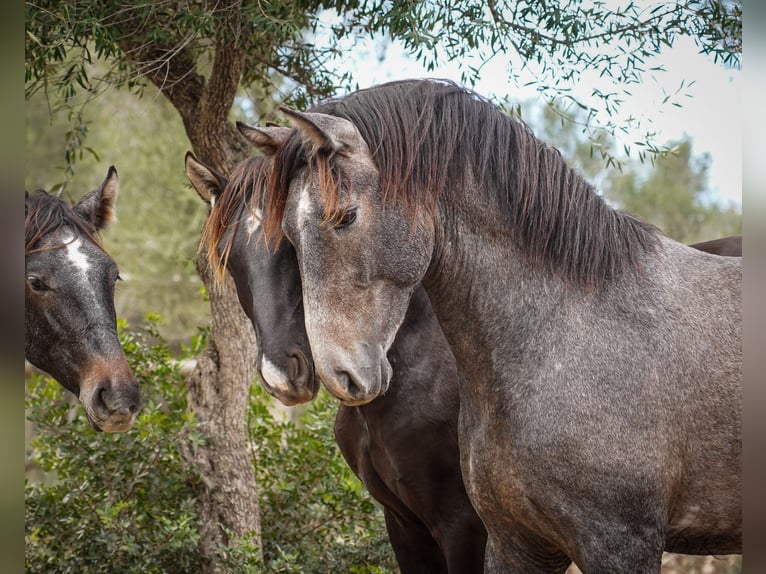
left=80, top=370, right=142, bottom=433
left=317, top=354, right=392, bottom=406
left=259, top=349, right=318, bottom=406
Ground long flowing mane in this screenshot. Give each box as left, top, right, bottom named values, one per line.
left=25, top=190, right=105, bottom=255
left=199, top=154, right=272, bottom=286
left=269, top=78, right=659, bottom=288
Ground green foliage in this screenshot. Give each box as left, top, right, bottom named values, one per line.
left=25, top=317, right=397, bottom=573
left=25, top=0, right=741, bottom=157
left=248, top=385, right=396, bottom=574
left=25, top=318, right=202, bottom=574
left=25, top=0, right=350, bottom=111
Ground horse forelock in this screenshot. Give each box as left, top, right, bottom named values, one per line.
left=25, top=190, right=106, bottom=256
left=265, top=134, right=302, bottom=244
left=200, top=155, right=273, bottom=288
left=269, top=78, right=659, bottom=289
left=267, top=135, right=360, bottom=244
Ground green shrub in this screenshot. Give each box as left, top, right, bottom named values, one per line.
left=25, top=317, right=397, bottom=573
left=25, top=317, right=202, bottom=574
left=249, top=384, right=396, bottom=574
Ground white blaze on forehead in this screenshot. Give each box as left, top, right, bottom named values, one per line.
left=261, top=355, right=291, bottom=393
left=65, top=237, right=92, bottom=275
left=297, top=181, right=313, bottom=229
left=246, top=208, right=263, bottom=236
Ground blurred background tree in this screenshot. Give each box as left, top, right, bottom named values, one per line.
left=603, top=139, right=741, bottom=243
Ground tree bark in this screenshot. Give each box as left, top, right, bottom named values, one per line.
left=172, top=60, right=263, bottom=574
left=179, top=255, right=262, bottom=572
left=176, top=72, right=264, bottom=574
left=117, top=6, right=263, bottom=570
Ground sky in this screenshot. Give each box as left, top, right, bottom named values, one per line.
left=323, top=23, right=742, bottom=209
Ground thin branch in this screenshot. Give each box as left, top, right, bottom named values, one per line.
left=484, top=1, right=682, bottom=49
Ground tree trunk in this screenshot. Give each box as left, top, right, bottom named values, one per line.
left=177, top=117, right=263, bottom=574
left=179, top=254, right=262, bottom=572
left=115, top=7, right=263, bottom=568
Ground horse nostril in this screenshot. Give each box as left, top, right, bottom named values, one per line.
left=94, top=380, right=142, bottom=416
left=289, top=350, right=310, bottom=386
left=126, top=388, right=142, bottom=415
left=96, top=382, right=113, bottom=412
left=284, top=350, right=316, bottom=404
left=287, top=354, right=299, bottom=382
left=334, top=370, right=364, bottom=399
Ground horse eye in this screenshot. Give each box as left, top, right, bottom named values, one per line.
left=27, top=275, right=47, bottom=291
left=335, top=209, right=357, bottom=230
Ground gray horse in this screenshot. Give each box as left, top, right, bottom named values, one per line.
left=263, top=79, right=741, bottom=573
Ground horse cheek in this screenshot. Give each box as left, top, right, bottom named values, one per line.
left=376, top=213, right=433, bottom=288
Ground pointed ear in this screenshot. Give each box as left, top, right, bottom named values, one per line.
left=279, top=107, right=361, bottom=157
left=236, top=122, right=291, bottom=155
left=74, top=166, right=119, bottom=231
left=184, top=151, right=228, bottom=207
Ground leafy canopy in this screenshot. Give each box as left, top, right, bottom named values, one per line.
left=26, top=0, right=741, bottom=152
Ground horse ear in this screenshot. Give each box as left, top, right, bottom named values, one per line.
left=74, top=166, right=119, bottom=231
left=185, top=151, right=228, bottom=207
left=236, top=122, right=291, bottom=155
left=279, top=107, right=360, bottom=157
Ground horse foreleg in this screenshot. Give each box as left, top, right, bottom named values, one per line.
left=382, top=509, right=446, bottom=574
left=574, top=532, right=664, bottom=574
left=483, top=531, right=571, bottom=574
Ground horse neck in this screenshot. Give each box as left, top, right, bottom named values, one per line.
left=422, top=191, right=567, bottom=392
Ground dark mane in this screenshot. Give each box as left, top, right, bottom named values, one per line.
left=269, top=78, right=659, bottom=288
left=199, top=154, right=272, bottom=286
left=25, top=190, right=104, bottom=254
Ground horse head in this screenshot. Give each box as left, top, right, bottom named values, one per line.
left=186, top=140, right=319, bottom=406
left=271, top=108, right=435, bottom=406
left=25, top=168, right=141, bottom=432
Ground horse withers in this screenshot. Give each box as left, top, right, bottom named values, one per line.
left=266, top=79, right=741, bottom=573
left=25, top=168, right=141, bottom=432
left=186, top=145, right=487, bottom=573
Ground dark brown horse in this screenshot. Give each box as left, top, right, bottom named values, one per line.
left=25, top=168, right=141, bottom=432
left=187, top=139, right=740, bottom=572
left=265, top=79, right=741, bottom=573
left=186, top=147, right=487, bottom=573
left=689, top=235, right=741, bottom=256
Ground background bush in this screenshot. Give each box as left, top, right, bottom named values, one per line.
left=251, top=384, right=395, bottom=574
left=25, top=316, right=397, bottom=574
